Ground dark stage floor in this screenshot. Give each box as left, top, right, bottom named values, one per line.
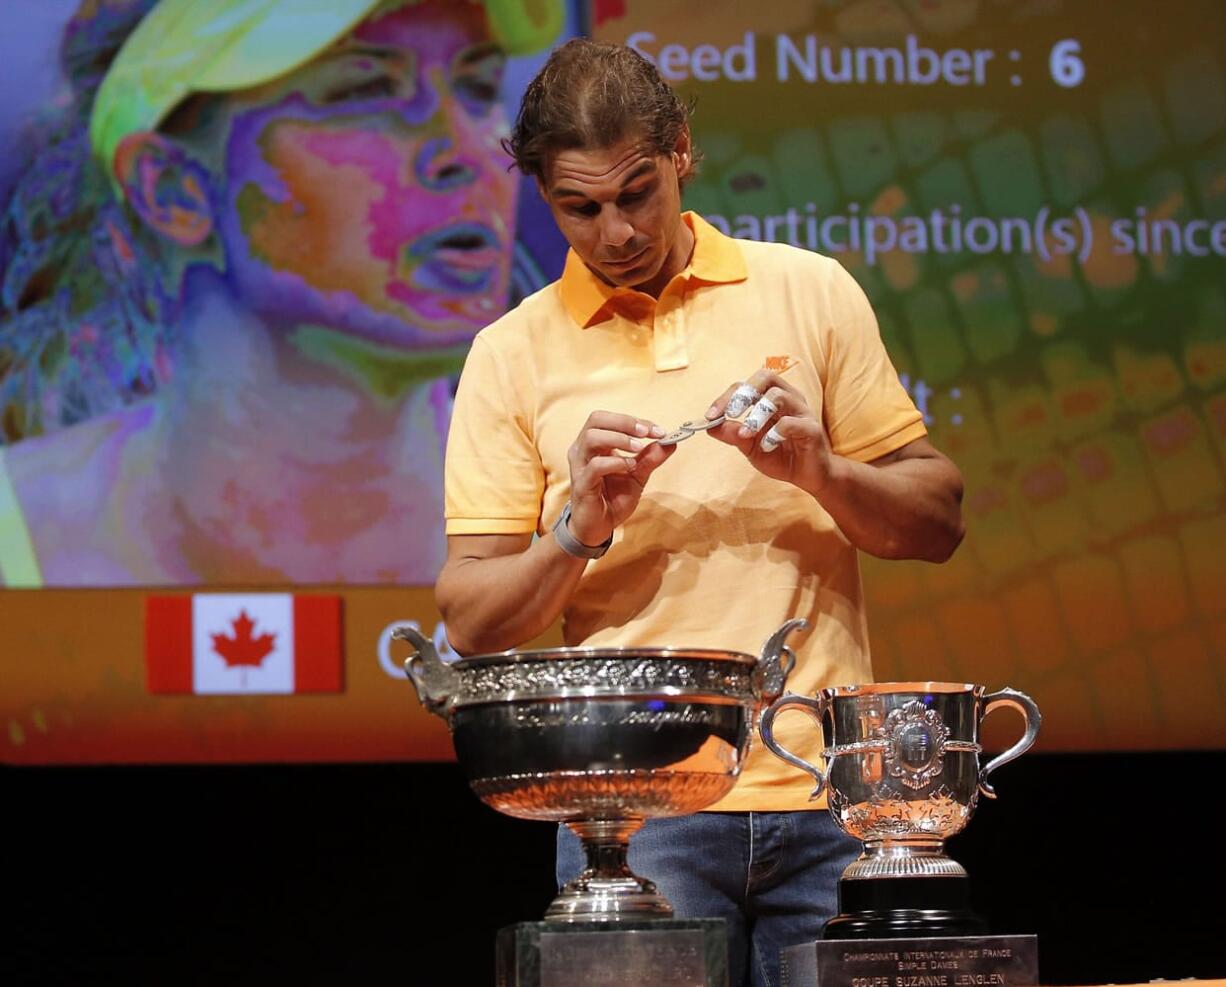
left=6, top=752, right=1223, bottom=985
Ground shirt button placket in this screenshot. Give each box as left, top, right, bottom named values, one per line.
left=653, top=295, right=689, bottom=372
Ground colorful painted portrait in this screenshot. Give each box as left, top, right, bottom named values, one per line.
left=0, top=0, right=570, bottom=587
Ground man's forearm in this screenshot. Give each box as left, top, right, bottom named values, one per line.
left=435, top=534, right=590, bottom=656
left=814, top=453, right=965, bottom=563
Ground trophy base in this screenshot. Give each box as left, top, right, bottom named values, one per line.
left=544, top=874, right=674, bottom=921
left=545, top=818, right=675, bottom=921
left=496, top=918, right=729, bottom=987
left=780, top=933, right=1038, bottom=987
left=822, top=876, right=988, bottom=940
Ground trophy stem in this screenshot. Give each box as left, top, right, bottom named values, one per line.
left=544, top=818, right=675, bottom=922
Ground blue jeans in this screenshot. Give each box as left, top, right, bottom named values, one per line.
left=556, top=811, right=859, bottom=987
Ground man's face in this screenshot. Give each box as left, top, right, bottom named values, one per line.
left=214, top=0, right=517, bottom=350
left=541, top=131, right=692, bottom=298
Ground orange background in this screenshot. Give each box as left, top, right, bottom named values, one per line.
left=1, top=587, right=542, bottom=765
left=5, top=567, right=1223, bottom=765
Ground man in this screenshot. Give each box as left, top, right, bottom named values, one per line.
left=437, top=38, right=965, bottom=987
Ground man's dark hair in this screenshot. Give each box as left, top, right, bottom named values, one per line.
left=505, top=38, right=702, bottom=186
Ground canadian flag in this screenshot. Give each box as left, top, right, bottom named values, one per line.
left=146, top=594, right=343, bottom=695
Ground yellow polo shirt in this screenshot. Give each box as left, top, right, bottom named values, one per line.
left=445, top=212, right=926, bottom=811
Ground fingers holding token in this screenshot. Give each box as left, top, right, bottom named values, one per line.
left=577, top=427, right=653, bottom=458
left=760, top=423, right=786, bottom=453
left=679, top=416, right=725, bottom=432
left=568, top=412, right=677, bottom=545
left=651, top=375, right=809, bottom=456
left=679, top=374, right=837, bottom=494
left=740, top=396, right=779, bottom=435
left=738, top=385, right=806, bottom=438
left=709, top=368, right=805, bottom=423
left=751, top=411, right=839, bottom=494
left=724, top=382, right=761, bottom=419
left=653, top=414, right=727, bottom=447
left=656, top=428, right=694, bottom=447
left=570, top=413, right=665, bottom=461
left=709, top=385, right=814, bottom=456
left=569, top=413, right=674, bottom=497
left=706, top=380, right=761, bottom=421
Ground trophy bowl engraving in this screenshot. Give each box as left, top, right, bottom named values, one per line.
left=394, top=620, right=806, bottom=922
left=761, top=682, right=1040, bottom=882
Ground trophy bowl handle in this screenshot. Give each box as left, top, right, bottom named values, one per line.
left=753, top=618, right=809, bottom=702
left=759, top=691, right=830, bottom=801
left=392, top=624, right=459, bottom=718
left=978, top=686, right=1042, bottom=799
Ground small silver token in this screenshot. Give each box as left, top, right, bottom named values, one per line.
left=679, top=416, right=725, bottom=432
left=656, top=429, right=693, bottom=446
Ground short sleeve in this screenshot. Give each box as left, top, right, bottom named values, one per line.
left=820, top=260, right=926, bottom=462
left=444, top=334, right=545, bottom=535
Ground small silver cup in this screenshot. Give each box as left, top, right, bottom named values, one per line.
left=760, top=682, right=1040, bottom=881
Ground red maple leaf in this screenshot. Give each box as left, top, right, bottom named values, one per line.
left=211, top=610, right=276, bottom=668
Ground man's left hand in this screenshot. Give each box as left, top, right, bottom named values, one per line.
left=706, top=369, right=834, bottom=497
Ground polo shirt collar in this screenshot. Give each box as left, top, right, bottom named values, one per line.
left=559, top=211, right=748, bottom=329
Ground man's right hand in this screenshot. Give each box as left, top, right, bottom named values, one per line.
left=437, top=411, right=676, bottom=655
left=565, top=411, right=676, bottom=547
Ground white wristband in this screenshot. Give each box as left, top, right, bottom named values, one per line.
left=552, top=503, right=612, bottom=560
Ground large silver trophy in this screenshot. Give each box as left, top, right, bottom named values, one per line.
left=760, top=682, right=1040, bottom=938
left=395, top=619, right=806, bottom=923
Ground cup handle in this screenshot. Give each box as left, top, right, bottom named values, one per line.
left=978, top=687, right=1042, bottom=799
left=753, top=618, right=809, bottom=701
left=759, top=692, right=830, bottom=801
left=392, top=624, right=459, bottom=717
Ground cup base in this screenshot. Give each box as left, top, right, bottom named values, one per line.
left=544, top=877, right=674, bottom=922
left=544, top=818, right=675, bottom=923
left=822, top=875, right=988, bottom=940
